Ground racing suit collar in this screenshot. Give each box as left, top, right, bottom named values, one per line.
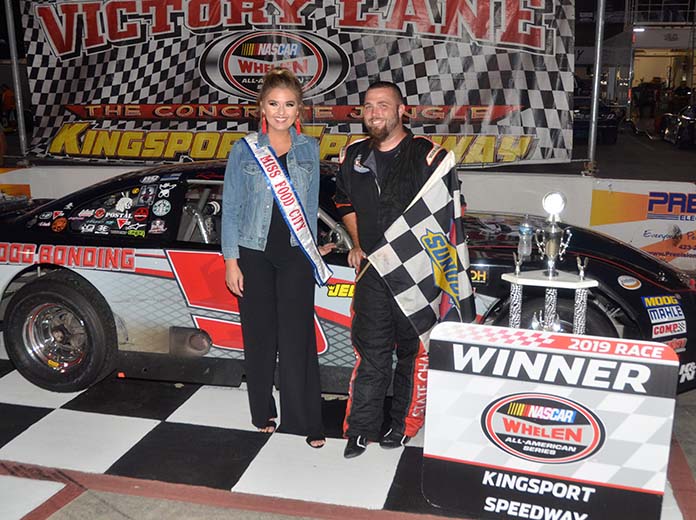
left=365, top=130, right=410, bottom=173
left=368, top=128, right=412, bottom=155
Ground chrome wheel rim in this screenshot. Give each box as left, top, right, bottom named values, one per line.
left=22, top=303, right=87, bottom=372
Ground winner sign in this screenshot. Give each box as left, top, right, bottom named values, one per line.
left=423, top=322, right=679, bottom=520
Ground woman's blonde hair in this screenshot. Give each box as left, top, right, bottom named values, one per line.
left=257, top=68, right=305, bottom=122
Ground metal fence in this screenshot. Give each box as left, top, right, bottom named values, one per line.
left=630, top=0, right=696, bottom=23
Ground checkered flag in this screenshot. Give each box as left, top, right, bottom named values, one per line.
left=368, top=151, right=475, bottom=350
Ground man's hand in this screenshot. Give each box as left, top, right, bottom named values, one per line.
left=347, top=246, right=366, bottom=272
left=225, top=258, right=244, bottom=297
left=319, top=242, right=336, bottom=256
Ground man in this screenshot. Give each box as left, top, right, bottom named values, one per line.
left=674, top=81, right=691, bottom=98
left=0, top=85, right=16, bottom=131
left=0, top=120, right=6, bottom=167
left=334, top=81, right=454, bottom=458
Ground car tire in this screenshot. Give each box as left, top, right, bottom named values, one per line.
left=676, top=127, right=690, bottom=149
left=3, top=271, right=117, bottom=392
left=492, top=296, right=618, bottom=338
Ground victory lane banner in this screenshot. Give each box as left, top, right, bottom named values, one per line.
left=20, top=0, right=574, bottom=166
left=423, top=322, right=679, bottom=520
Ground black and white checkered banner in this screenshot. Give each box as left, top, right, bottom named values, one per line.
left=20, top=0, right=574, bottom=165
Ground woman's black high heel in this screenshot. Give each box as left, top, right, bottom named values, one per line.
left=258, top=419, right=277, bottom=433
left=305, top=435, right=326, bottom=449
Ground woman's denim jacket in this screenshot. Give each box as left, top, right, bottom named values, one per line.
left=221, top=128, right=320, bottom=260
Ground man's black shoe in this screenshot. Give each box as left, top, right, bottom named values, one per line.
left=343, top=435, right=368, bottom=458
left=379, top=429, right=410, bottom=449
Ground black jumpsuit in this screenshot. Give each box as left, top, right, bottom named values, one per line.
left=334, top=133, right=449, bottom=440
left=237, top=153, right=324, bottom=438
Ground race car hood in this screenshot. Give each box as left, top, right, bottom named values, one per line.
left=465, top=211, right=693, bottom=292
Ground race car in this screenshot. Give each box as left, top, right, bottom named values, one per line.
left=1, top=160, right=694, bottom=394
left=658, top=104, right=696, bottom=149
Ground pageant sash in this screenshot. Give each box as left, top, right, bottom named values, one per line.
left=243, top=134, right=333, bottom=286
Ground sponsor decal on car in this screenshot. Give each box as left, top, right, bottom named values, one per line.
left=94, top=225, right=110, bottom=235
left=642, top=294, right=680, bottom=307
left=115, top=194, right=133, bottom=212
left=105, top=210, right=129, bottom=219
left=326, top=283, right=354, bottom=298
left=51, top=217, right=68, bottom=232
left=152, top=199, right=171, bottom=217
left=665, top=337, right=687, bottom=352
left=116, top=218, right=130, bottom=229
left=617, top=275, right=641, bottom=290
left=652, top=320, right=687, bottom=338
left=133, top=207, right=149, bottom=221
left=0, top=242, right=135, bottom=271
left=138, top=185, right=157, bottom=205
left=481, top=393, right=605, bottom=464
left=157, top=183, right=176, bottom=198
left=469, top=266, right=489, bottom=285
left=680, top=362, right=696, bottom=383
left=148, top=219, right=167, bottom=234
left=642, top=295, right=688, bottom=337
left=646, top=304, right=684, bottom=324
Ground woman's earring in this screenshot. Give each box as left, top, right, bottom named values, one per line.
left=295, top=118, right=301, bottom=133
left=261, top=117, right=267, bottom=134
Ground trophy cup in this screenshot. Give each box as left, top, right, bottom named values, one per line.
left=501, top=192, right=598, bottom=334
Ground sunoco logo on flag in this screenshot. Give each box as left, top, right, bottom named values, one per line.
left=421, top=229, right=459, bottom=307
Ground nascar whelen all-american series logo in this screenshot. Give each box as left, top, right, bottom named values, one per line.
left=200, top=31, right=350, bottom=99
left=481, top=393, right=606, bottom=464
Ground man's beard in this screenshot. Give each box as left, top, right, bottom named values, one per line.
left=367, top=125, right=389, bottom=142
left=366, top=118, right=395, bottom=142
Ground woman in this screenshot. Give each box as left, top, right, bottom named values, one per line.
left=221, top=68, right=332, bottom=449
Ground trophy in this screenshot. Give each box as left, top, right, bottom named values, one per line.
left=502, top=192, right=598, bottom=334
left=535, top=192, right=572, bottom=278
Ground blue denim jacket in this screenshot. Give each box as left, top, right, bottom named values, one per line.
left=221, top=128, right=320, bottom=259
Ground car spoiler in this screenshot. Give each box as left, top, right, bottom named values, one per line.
left=0, top=195, right=49, bottom=219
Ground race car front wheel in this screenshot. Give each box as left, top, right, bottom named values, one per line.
left=4, top=271, right=117, bottom=392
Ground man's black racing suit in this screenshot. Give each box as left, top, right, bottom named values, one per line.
left=334, top=130, right=451, bottom=440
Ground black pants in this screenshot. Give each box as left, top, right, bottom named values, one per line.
left=343, top=265, right=428, bottom=439
left=238, top=246, right=323, bottom=437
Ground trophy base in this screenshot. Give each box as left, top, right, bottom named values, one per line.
left=502, top=270, right=599, bottom=290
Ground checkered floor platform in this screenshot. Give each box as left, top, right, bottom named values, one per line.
left=0, top=358, right=686, bottom=519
